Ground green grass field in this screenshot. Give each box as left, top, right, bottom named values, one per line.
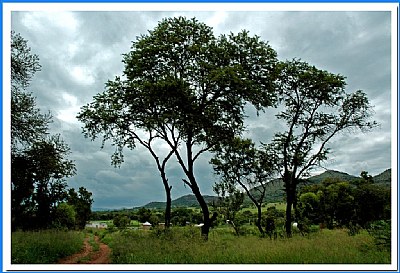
left=105, top=227, right=390, bottom=264
left=11, top=230, right=85, bottom=264
left=11, top=226, right=390, bottom=264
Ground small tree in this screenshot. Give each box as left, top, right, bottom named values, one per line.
left=213, top=182, right=244, bottom=235
left=264, top=59, right=377, bottom=236
left=67, top=187, right=93, bottom=229
left=52, top=203, right=76, bottom=230
left=113, top=215, right=130, bottom=230
left=211, top=137, right=275, bottom=236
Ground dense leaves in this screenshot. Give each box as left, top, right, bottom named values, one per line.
left=10, top=32, right=90, bottom=230
left=297, top=173, right=390, bottom=230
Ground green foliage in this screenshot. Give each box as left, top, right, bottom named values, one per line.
left=11, top=32, right=78, bottom=231
left=77, top=16, right=279, bottom=237
left=211, top=137, right=276, bottom=236
left=11, top=230, right=85, bottom=264
left=52, top=203, right=76, bottom=229
left=297, top=173, right=391, bottom=229
left=137, top=208, right=152, bottom=223
left=113, top=215, right=130, bottom=230
left=368, top=220, right=391, bottom=251
left=263, top=59, right=377, bottom=236
left=67, top=187, right=94, bottom=229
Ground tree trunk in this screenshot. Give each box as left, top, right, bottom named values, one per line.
left=160, top=169, right=172, bottom=228
left=193, top=185, right=211, bottom=240
left=256, top=204, right=265, bottom=237
left=164, top=183, right=172, bottom=228
left=285, top=189, right=294, bottom=238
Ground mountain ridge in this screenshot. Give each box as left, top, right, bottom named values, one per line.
left=103, top=168, right=391, bottom=211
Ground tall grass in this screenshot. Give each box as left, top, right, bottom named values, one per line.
left=12, top=230, right=85, bottom=264
left=106, top=227, right=390, bottom=264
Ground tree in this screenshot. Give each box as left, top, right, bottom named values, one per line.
left=11, top=32, right=76, bottom=230
left=354, top=172, right=390, bottom=226
left=113, top=215, right=130, bottom=230
left=264, top=59, right=377, bottom=236
left=213, top=181, right=244, bottom=235
left=211, top=137, right=275, bottom=236
left=12, top=135, right=76, bottom=229
left=67, top=187, right=94, bottom=229
left=137, top=207, right=152, bottom=223
left=78, top=17, right=278, bottom=239
left=52, top=203, right=76, bottom=229
left=11, top=31, right=50, bottom=152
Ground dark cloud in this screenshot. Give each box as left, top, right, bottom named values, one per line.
left=9, top=9, right=393, bottom=209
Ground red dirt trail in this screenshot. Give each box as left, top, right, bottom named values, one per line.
left=58, top=235, right=111, bottom=264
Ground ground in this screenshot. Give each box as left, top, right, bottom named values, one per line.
left=58, top=235, right=110, bottom=264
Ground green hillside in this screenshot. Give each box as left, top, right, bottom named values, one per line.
left=142, top=194, right=219, bottom=209
left=139, top=169, right=391, bottom=209
left=373, top=168, right=391, bottom=186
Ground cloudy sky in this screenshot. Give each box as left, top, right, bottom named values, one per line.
left=7, top=4, right=395, bottom=209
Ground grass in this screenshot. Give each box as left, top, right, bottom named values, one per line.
left=106, top=227, right=390, bottom=264
left=12, top=230, right=85, bottom=264
left=88, top=233, right=100, bottom=252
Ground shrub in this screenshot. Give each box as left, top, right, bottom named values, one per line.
left=368, top=220, right=391, bottom=250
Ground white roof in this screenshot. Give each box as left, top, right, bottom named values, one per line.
left=142, top=221, right=152, bottom=226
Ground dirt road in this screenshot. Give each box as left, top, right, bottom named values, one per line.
left=58, top=235, right=111, bottom=264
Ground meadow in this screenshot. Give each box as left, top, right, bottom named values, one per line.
left=11, top=230, right=85, bottom=264
left=11, top=225, right=390, bottom=264
left=102, top=226, right=390, bottom=264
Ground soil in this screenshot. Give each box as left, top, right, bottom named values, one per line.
left=58, top=235, right=111, bottom=264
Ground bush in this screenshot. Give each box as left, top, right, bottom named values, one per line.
left=368, top=220, right=391, bottom=250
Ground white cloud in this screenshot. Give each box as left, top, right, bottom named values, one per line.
left=56, top=92, right=81, bottom=124
left=69, top=65, right=95, bottom=86
left=21, top=11, right=79, bottom=35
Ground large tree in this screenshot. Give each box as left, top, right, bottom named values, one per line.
left=11, top=32, right=76, bottom=230
left=78, top=17, right=278, bottom=238
left=264, top=59, right=377, bottom=236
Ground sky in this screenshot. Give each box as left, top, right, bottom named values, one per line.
left=7, top=4, right=395, bottom=209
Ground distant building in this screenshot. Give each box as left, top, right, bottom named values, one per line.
left=85, top=222, right=108, bottom=229
left=142, top=221, right=152, bottom=230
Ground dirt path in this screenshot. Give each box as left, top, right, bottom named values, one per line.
left=58, top=235, right=111, bottom=264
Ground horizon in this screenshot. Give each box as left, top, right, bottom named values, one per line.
left=93, top=167, right=392, bottom=211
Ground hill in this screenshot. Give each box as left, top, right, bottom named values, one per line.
left=141, top=194, right=219, bottom=210
left=138, top=169, right=391, bottom=209
left=373, top=168, right=391, bottom=186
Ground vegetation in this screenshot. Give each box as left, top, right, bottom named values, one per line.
left=11, top=31, right=93, bottom=231
left=10, top=16, right=390, bottom=265
left=104, top=227, right=389, bottom=264
left=11, top=230, right=85, bottom=263
left=212, top=137, right=276, bottom=236
left=77, top=16, right=279, bottom=239
left=297, top=173, right=390, bottom=231
left=263, top=60, right=377, bottom=236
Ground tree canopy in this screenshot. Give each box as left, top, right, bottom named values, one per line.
left=263, top=59, right=377, bottom=236
left=78, top=17, right=279, bottom=238
left=10, top=31, right=89, bottom=230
